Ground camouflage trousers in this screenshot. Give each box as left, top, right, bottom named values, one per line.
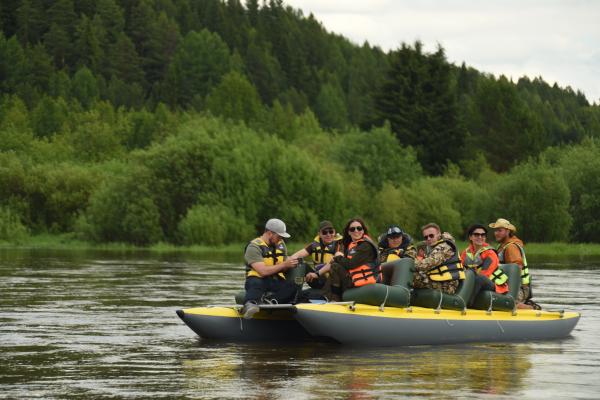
left=412, top=270, right=460, bottom=294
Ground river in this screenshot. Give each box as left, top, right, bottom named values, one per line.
left=1, top=249, right=598, bottom=399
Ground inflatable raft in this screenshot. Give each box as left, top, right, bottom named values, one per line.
left=293, top=303, right=579, bottom=346
left=176, top=259, right=580, bottom=345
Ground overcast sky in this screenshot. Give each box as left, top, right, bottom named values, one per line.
left=285, top=0, right=600, bottom=103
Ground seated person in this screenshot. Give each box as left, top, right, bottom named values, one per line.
left=290, top=220, right=342, bottom=294
left=242, top=218, right=298, bottom=319
left=413, top=223, right=465, bottom=294
left=378, top=225, right=417, bottom=263
left=322, top=218, right=379, bottom=302
left=460, top=224, right=509, bottom=307
left=489, top=218, right=540, bottom=310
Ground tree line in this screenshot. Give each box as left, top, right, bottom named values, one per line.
left=1, top=0, right=599, bottom=245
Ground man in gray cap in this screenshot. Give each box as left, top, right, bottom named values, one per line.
left=241, top=218, right=299, bottom=319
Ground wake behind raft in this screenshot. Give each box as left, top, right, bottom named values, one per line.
left=176, top=259, right=580, bottom=346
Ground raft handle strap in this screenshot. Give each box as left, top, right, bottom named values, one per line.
left=379, top=286, right=390, bottom=312
left=486, top=294, right=494, bottom=315
left=435, top=290, right=443, bottom=314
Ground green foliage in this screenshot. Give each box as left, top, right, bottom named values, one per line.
left=66, top=106, right=124, bottom=162
left=491, top=160, right=572, bottom=242
left=71, top=66, right=98, bottom=108
left=545, top=141, right=600, bottom=242
left=314, top=80, right=348, bottom=130
left=80, top=165, right=162, bottom=245
left=26, top=163, right=99, bottom=232
left=332, top=125, right=422, bottom=189
left=0, top=1, right=599, bottom=246
left=165, top=29, right=230, bottom=106
left=463, top=76, right=547, bottom=171
left=375, top=43, right=463, bottom=174
left=177, top=203, right=254, bottom=246
left=205, top=71, right=263, bottom=124
left=30, top=96, right=68, bottom=138
left=0, top=206, right=29, bottom=244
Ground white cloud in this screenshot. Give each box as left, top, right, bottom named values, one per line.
left=285, top=0, right=600, bottom=102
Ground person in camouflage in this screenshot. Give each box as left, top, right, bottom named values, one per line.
left=413, top=223, right=465, bottom=294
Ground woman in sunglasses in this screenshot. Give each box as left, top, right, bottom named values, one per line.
left=460, top=224, right=509, bottom=307
left=322, top=218, right=379, bottom=301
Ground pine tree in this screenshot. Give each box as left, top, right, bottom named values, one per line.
left=164, top=29, right=231, bottom=107
left=374, top=42, right=464, bottom=174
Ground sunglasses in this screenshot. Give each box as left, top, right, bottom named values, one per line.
left=321, top=229, right=335, bottom=235
left=349, top=226, right=364, bottom=232
left=423, top=233, right=436, bottom=240
left=471, top=232, right=487, bottom=237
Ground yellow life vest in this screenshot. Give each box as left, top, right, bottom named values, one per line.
left=497, top=240, right=530, bottom=285
left=427, top=239, right=465, bottom=282
left=464, top=245, right=509, bottom=287
left=245, top=237, right=286, bottom=279
left=308, top=234, right=342, bottom=265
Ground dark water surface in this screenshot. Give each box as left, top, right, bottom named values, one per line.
left=1, top=249, right=598, bottom=399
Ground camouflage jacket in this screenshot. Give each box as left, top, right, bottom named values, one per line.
left=415, top=232, right=456, bottom=272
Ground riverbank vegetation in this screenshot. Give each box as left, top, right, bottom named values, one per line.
left=4, top=234, right=600, bottom=260
left=1, top=1, right=599, bottom=246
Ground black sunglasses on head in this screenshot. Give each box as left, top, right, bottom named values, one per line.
left=387, top=227, right=403, bottom=235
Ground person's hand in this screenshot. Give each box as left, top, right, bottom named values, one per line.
left=305, top=272, right=318, bottom=282
left=285, top=258, right=299, bottom=269
left=334, top=251, right=343, bottom=257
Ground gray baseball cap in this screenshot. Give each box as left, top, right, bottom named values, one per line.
left=265, top=218, right=290, bottom=238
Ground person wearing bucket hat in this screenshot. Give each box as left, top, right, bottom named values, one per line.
left=241, top=218, right=299, bottom=318
left=489, top=217, right=540, bottom=310
left=290, top=221, right=343, bottom=298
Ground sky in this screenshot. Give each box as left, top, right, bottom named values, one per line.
left=284, top=0, right=600, bottom=103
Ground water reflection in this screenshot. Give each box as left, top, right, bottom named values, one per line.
left=1, top=249, right=599, bottom=399
left=180, top=342, right=534, bottom=399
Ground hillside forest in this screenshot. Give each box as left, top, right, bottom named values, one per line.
left=1, top=0, right=600, bottom=245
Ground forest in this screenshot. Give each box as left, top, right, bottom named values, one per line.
left=1, top=0, right=599, bottom=245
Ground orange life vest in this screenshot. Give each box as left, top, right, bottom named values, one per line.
left=346, top=235, right=380, bottom=287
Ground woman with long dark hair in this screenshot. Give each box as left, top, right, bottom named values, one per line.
left=322, top=217, right=379, bottom=301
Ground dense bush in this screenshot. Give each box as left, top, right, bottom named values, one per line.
left=544, top=141, right=600, bottom=242
left=490, top=161, right=572, bottom=242
left=79, top=165, right=163, bottom=245
left=0, top=206, right=29, bottom=244
left=332, top=125, right=422, bottom=190
left=177, top=203, right=254, bottom=246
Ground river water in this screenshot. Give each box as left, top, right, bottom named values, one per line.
left=1, top=249, right=598, bottom=399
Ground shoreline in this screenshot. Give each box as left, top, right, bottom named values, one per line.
left=2, top=234, right=600, bottom=258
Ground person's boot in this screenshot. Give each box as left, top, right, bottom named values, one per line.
left=241, top=301, right=260, bottom=319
